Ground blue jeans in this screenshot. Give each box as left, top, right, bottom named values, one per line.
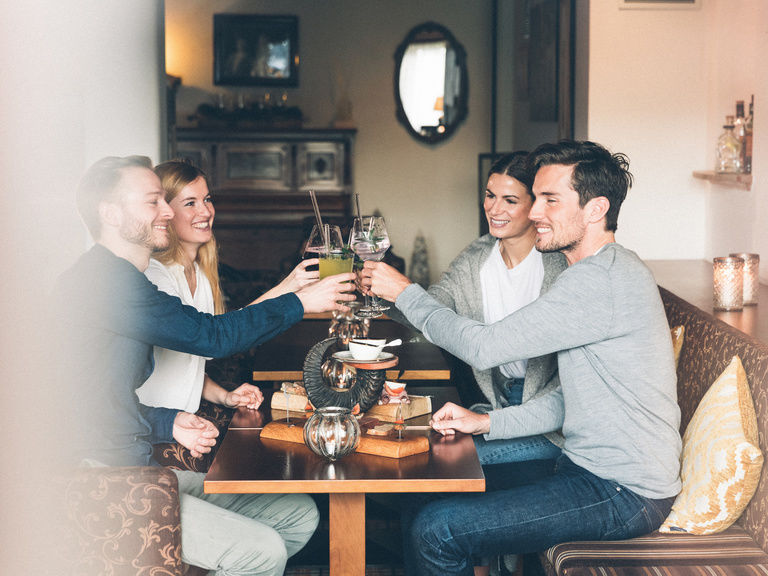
left=404, top=456, right=675, bottom=576
left=474, top=379, right=562, bottom=465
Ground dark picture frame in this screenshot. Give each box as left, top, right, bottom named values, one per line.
left=214, top=14, right=299, bottom=87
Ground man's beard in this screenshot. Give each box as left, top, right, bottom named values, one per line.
left=534, top=220, right=585, bottom=255
left=120, top=216, right=168, bottom=251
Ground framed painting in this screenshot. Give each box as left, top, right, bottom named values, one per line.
left=214, top=14, right=299, bottom=87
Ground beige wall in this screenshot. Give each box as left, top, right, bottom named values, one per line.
left=586, top=0, right=767, bottom=282
left=167, top=0, right=493, bottom=282
left=0, top=2, right=164, bottom=571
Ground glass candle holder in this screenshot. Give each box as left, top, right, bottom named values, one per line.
left=303, top=406, right=360, bottom=461
left=713, top=256, right=744, bottom=311
left=729, top=253, right=760, bottom=305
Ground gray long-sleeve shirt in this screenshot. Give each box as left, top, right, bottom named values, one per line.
left=397, top=243, right=682, bottom=499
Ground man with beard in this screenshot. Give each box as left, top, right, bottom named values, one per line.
left=361, top=141, right=682, bottom=576
left=57, top=156, right=355, bottom=575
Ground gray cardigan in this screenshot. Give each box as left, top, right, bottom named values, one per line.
left=388, top=235, right=567, bottom=447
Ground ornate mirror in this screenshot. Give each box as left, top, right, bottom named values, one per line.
left=394, top=22, right=468, bottom=144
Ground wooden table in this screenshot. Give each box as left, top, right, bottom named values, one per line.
left=251, top=316, right=452, bottom=382
left=205, top=387, right=485, bottom=575
left=647, top=259, right=768, bottom=342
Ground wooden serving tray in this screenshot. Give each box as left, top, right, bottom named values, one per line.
left=260, top=420, right=430, bottom=459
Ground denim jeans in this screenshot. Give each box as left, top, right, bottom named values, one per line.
left=404, top=456, right=675, bottom=576
left=474, top=379, right=562, bottom=465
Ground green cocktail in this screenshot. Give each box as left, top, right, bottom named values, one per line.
left=319, top=251, right=354, bottom=278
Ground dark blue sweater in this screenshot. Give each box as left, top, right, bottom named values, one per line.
left=57, top=245, right=303, bottom=466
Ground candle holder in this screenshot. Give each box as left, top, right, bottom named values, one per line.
left=729, top=253, right=759, bottom=305
left=713, top=256, right=744, bottom=311
left=303, top=406, right=360, bottom=461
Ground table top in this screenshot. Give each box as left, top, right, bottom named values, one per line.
left=205, top=387, right=485, bottom=495
left=646, top=259, right=768, bottom=343
left=251, top=316, right=451, bottom=381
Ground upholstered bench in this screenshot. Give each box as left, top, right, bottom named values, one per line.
left=540, top=287, right=768, bottom=576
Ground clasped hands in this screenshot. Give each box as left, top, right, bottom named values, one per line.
left=173, top=412, right=219, bottom=458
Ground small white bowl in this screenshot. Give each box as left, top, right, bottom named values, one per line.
left=348, top=339, right=386, bottom=361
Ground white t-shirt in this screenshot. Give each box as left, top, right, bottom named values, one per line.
left=480, top=243, right=544, bottom=379
left=136, top=259, right=214, bottom=413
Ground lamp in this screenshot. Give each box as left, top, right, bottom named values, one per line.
left=713, top=256, right=744, bottom=311
left=729, top=253, right=759, bottom=305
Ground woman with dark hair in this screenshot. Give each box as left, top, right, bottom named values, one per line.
left=137, top=160, right=319, bottom=414
left=385, top=151, right=567, bottom=465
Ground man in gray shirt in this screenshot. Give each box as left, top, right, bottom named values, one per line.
left=362, top=140, right=682, bottom=576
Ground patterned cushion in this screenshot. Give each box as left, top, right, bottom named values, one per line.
left=660, top=356, right=763, bottom=535
left=541, top=524, right=768, bottom=576
left=659, top=288, right=768, bottom=549
left=671, top=325, right=685, bottom=368
left=65, top=466, right=184, bottom=575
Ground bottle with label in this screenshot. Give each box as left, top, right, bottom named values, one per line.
left=744, top=95, right=754, bottom=174
left=716, top=116, right=742, bottom=173
left=733, top=100, right=747, bottom=172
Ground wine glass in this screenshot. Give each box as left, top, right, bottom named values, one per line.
left=349, top=217, right=391, bottom=318
left=304, top=224, right=352, bottom=278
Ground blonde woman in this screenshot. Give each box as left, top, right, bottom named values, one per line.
left=137, top=160, right=318, bottom=414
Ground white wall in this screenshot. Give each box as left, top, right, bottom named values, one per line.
left=586, top=0, right=768, bottom=282
left=0, top=1, right=164, bottom=571
left=586, top=2, right=710, bottom=260
left=167, top=0, right=493, bottom=282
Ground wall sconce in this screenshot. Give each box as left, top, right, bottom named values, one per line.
left=713, top=256, right=744, bottom=311
left=729, top=253, right=759, bottom=305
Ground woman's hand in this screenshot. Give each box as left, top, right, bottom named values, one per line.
left=430, top=402, right=491, bottom=436
left=248, top=259, right=321, bottom=305
left=361, top=261, right=413, bottom=303
left=280, top=259, right=320, bottom=292
left=224, top=383, right=264, bottom=410
left=172, top=412, right=219, bottom=458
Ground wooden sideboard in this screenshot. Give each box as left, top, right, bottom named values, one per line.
left=175, top=127, right=355, bottom=272
left=646, top=259, right=768, bottom=344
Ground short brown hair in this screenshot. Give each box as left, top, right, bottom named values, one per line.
left=76, top=155, right=153, bottom=238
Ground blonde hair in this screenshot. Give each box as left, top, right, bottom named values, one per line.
left=153, top=160, right=226, bottom=314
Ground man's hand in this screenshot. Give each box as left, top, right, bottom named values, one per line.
left=361, top=261, right=412, bottom=303
left=295, top=272, right=356, bottom=313
left=173, top=412, right=219, bottom=458
left=224, top=383, right=264, bottom=410
left=430, top=402, right=491, bottom=436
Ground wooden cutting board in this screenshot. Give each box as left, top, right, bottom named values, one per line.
left=260, top=420, right=430, bottom=459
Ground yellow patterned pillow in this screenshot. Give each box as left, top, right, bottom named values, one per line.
left=660, top=356, right=763, bottom=535
left=671, top=325, right=685, bottom=368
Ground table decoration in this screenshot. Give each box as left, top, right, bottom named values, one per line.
left=303, top=406, right=361, bottom=461
left=713, top=256, right=744, bottom=311
left=729, top=253, right=760, bottom=305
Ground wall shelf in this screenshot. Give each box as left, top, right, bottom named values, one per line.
left=692, top=170, right=752, bottom=191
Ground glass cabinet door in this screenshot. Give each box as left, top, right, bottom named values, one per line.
left=216, top=142, right=292, bottom=191
left=296, top=142, right=345, bottom=191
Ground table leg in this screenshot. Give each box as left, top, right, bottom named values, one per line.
left=329, top=492, right=366, bottom=575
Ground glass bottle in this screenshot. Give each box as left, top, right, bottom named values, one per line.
left=744, top=95, right=753, bottom=174
left=716, top=116, right=742, bottom=173
left=733, top=100, right=747, bottom=172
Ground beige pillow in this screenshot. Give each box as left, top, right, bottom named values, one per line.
left=671, top=325, right=685, bottom=369
left=660, top=356, right=763, bottom=535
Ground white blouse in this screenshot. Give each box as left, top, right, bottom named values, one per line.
left=136, top=259, right=214, bottom=413
left=480, top=243, right=545, bottom=379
